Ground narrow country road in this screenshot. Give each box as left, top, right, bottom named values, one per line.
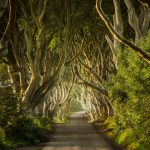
left=16, top=111, right=115, bottom=150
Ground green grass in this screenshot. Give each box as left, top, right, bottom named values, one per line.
left=5, top=138, right=30, bottom=148
left=53, top=116, right=69, bottom=124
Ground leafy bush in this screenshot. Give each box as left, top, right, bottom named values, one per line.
left=34, top=117, right=52, bottom=129
left=0, top=87, right=19, bottom=128
left=115, top=128, right=133, bottom=145
left=0, top=62, right=52, bottom=148
left=105, top=31, right=150, bottom=149
left=6, top=116, right=52, bottom=144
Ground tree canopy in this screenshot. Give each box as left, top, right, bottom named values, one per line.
left=0, top=0, right=150, bottom=149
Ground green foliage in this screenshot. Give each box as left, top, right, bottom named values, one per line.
left=0, top=63, right=52, bottom=149
left=0, top=87, right=19, bottom=128
left=53, top=115, right=69, bottom=124
left=0, top=127, right=5, bottom=143
left=115, top=128, right=133, bottom=145
left=0, top=63, right=18, bottom=149
left=33, top=117, right=52, bottom=129
left=104, top=117, right=115, bottom=130
left=6, top=116, right=52, bottom=146
left=0, top=62, right=9, bottom=82
left=17, top=18, right=26, bottom=31
left=136, top=144, right=150, bottom=150
left=7, top=116, right=38, bottom=143
left=105, top=31, right=150, bottom=150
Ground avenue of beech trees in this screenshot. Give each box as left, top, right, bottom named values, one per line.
left=0, top=0, right=150, bottom=149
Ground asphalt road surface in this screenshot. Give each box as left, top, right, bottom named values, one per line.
left=16, top=111, right=115, bottom=150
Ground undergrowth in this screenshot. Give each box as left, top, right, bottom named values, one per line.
left=104, top=31, right=150, bottom=150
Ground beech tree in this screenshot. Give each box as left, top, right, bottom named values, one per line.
left=1, top=0, right=149, bottom=121
left=96, top=0, right=150, bottom=64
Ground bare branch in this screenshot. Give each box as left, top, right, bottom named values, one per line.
left=74, top=65, right=108, bottom=95
left=96, top=0, right=150, bottom=65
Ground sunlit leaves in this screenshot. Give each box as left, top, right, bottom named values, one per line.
left=105, top=30, right=150, bottom=149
